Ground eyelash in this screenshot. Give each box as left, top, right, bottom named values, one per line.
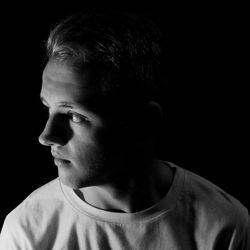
left=66, top=111, right=89, bottom=123
left=42, top=106, right=89, bottom=124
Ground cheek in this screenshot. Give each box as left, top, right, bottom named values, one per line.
left=71, top=134, right=107, bottom=173
left=70, top=126, right=105, bottom=157
left=69, top=121, right=128, bottom=163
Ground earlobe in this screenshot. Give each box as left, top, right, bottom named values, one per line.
left=146, top=101, right=163, bottom=121
left=132, top=101, right=164, bottom=142
left=128, top=101, right=164, bottom=139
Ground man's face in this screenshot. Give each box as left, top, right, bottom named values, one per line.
left=39, top=60, right=126, bottom=188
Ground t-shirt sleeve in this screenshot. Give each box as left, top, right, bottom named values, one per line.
left=184, top=167, right=250, bottom=249
left=0, top=214, right=32, bottom=250
left=0, top=215, right=18, bottom=249
left=239, top=216, right=250, bottom=250
left=229, top=210, right=250, bottom=250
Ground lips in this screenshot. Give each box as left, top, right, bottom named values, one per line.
left=54, top=157, right=70, bottom=163
left=54, top=158, right=70, bottom=164
left=51, top=151, right=70, bottom=162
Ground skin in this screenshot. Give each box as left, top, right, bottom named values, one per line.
left=39, top=59, right=173, bottom=213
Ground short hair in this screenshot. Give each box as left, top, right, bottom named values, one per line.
left=46, top=9, right=166, bottom=105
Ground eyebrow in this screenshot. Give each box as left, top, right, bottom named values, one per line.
left=40, top=96, right=85, bottom=110
left=57, top=102, right=77, bottom=109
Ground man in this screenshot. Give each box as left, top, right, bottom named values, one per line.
left=0, top=9, right=249, bottom=249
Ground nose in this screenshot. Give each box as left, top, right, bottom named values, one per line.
left=39, top=114, right=67, bottom=146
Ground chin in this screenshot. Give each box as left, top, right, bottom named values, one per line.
left=58, top=175, right=78, bottom=188
left=58, top=171, right=103, bottom=189
left=57, top=157, right=110, bottom=188
left=59, top=174, right=87, bottom=188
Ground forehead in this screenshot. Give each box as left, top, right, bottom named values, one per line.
left=41, top=60, right=97, bottom=104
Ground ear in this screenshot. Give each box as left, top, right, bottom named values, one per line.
left=128, top=101, right=164, bottom=136
left=129, top=101, right=163, bottom=142
left=146, top=101, right=164, bottom=123
left=137, top=101, right=163, bottom=135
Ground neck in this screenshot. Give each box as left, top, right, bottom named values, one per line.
left=74, top=159, right=173, bottom=213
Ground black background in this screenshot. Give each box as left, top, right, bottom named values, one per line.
left=1, top=2, right=248, bottom=228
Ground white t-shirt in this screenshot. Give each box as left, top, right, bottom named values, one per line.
left=0, top=162, right=249, bottom=249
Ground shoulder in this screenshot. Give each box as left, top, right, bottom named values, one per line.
left=0, top=178, right=67, bottom=248
left=17, top=177, right=63, bottom=209
left=184, top=166, right=247, bottom=212
left=3, top=178, right=64, bottom=229
left=173, top=163, right=249, bottom=234
left=163, top=161, right=250, bottom=247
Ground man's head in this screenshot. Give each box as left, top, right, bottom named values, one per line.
left=39, top=9, right=165, bottom=188
left=46, top=9, right=164, bottom=105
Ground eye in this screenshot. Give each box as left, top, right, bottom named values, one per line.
left=67, top=111, right=89, bottom=123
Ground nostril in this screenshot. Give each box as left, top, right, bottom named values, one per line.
left=38, top=135, right=46, bottom=146
left=38, top=131, right=52, bottom=146
left=38, top=114, right=70, bottom=146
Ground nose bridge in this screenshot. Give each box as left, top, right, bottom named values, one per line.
left=39, top=113, right=65, bottom=146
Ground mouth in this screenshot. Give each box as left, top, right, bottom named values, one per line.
left=54, top=157, right=70, bottom=162
left=51, top=151, right=70, bottom=161
left=51, top=150, right=71, bottom=166
left=54, top=157, right=71, bottom=166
